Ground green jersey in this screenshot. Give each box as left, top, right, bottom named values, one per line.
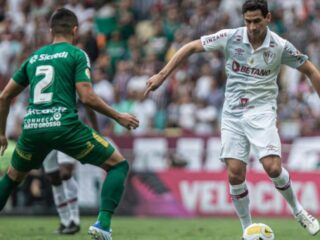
left=13, top=42, right=91, bottom=131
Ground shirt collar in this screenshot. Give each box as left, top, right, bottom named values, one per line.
left=243, top=27, right=271, bottom=50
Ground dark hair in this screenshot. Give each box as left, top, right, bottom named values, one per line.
left=49, top=8, right=78, bottom=36
left=242, top=0, right=269, bottom=17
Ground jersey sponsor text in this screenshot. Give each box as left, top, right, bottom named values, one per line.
left=232, top=61, right=271, bottom=76
left=29, top=52, right=68, bottom=64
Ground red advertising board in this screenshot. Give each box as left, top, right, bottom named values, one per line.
left=156, top=170, right=320, bottom=217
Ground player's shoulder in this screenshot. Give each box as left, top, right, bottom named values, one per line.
left=227, top=27, right=246, bottom=43
left=201, top=28, right=238, bottom=46
left=268, top=29, right=287, bottom=49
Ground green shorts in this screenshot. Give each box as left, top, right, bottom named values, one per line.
left=11, top=122, right=115, bottom=172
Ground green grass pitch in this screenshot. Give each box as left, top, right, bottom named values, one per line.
left=0, top=216, right=316, bottom=239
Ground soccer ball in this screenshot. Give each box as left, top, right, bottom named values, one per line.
left=242, top=223, right=275, bottom=240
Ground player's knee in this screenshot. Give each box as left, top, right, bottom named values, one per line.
left=46, top=171, right=61, bottom=185
left=227, top=167, right=246, bottom=184
left=110, top=160, right=129, bottom=175
left=228, top=172, right=245, bottom=185
left=262, top=158, right=282, bottom=178
left=100, top=150, right=126, bottom=170
left=265, top=165, right=281, bottom=178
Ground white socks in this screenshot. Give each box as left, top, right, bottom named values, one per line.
left=52, top=185, right=70, bottom=226
left=230, top=168, right=303, bottom=232
left=271, top=167, right=303, bottom=215
left=63, top=177, right=80, bottom=225
left=230, top=182, right=252, bottom=231
left=52, top=177, right=80, bottom=226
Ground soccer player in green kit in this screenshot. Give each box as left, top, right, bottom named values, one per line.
left=0, top=8, right=138, bottom=240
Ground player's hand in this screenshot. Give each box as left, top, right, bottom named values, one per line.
left=117, top=113, right=139, bottom=130
left=0, top=135, right=8, bottom=156
left=144, top=74, right=164, bottom=97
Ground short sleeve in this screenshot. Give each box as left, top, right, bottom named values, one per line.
left=281, top=41, right=308, bottom=68
left=200, top=29, right=232, bottom=52
left=75, top=49, right=91, bottom=83
left=12, top=58, right=30, bottom=86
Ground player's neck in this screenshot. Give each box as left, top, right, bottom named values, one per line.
left=52, top=35, right=73, bottom=44
left=248, top=30, right=267, bottom=50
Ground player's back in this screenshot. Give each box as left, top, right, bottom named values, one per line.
left=13, top=42, right=91, bottom=131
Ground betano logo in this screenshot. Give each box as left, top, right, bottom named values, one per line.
left=232, top=61, right=271, bottom=76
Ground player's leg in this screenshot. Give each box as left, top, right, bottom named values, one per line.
left=261, top=155, right=320, bottom=235
left=261, top=155, right=303, bottom=214
left=0, top=165, right=27, bottom=210
left=87, top=149, right=127, bottom=240
left=245, top=109, right=320, bottom=235
left=58, top=151, right=80, bottom=233
left=220, top=117, right=252, bottom=232
left=43, top=150, right=71, bottom=234
left=97, top=149, right=128, bottom=229
left=1, top=132, right=50, bottom=211
left=225, top=158, right=251, bottom=231
left=55, top=124, right=124, bottom=239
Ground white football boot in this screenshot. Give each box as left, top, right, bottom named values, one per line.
left=295, top=209, right=320, bottom=236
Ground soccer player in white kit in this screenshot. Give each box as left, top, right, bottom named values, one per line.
left=43, top=150, right=80, bottom=234
left=145, top=0, right=320, bottom=237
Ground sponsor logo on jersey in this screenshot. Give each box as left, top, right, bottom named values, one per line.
left=285, top=46, right=306, bottom=64
left=269, top=41, right=276, bottom=48
left=235, top=35, right=242, bottom=42
left=266, top=144, right=278, bottom=151
left=30, top=55, right=38, bottom=64
left=232, top=61, right=271, bottom=76
left=29, top=52, right=68, bottom=64
left=234, top=48, right=245, bottom=56
left=263, top=50, right=276, bottom=65
left=203, top=32, right=227, bottom=45
left=26, top=107, right=67, bottom=116
left=240, top=97, right=249, bottom=106
left=53, top=112, right=61, bottom=121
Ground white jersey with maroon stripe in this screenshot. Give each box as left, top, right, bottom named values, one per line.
left=201, top=27, right=308, bottom=113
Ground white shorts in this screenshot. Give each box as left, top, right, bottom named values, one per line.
left=220, top=106, right=281, bottom=164
left=43, top=150, right=76, bottom=173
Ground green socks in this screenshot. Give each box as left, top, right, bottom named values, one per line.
left=0, top=173, right=19, bottom=210
left=98, top=160, right=129, bottom=230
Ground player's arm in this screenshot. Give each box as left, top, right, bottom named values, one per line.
left=144, top=40, right=204, bottom=96
left=76, top=82, right=139, bottom=130
left=0, top=79, right=26, bottom=155
left=84, top=105, right=99, bottom=132
left=298, top=60, right=320, bottom=96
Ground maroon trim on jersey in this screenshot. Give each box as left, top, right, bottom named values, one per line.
left=231, top=190, right=249, bottom=200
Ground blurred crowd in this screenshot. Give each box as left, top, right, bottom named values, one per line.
left=1, top=0, right=320, bottom=140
